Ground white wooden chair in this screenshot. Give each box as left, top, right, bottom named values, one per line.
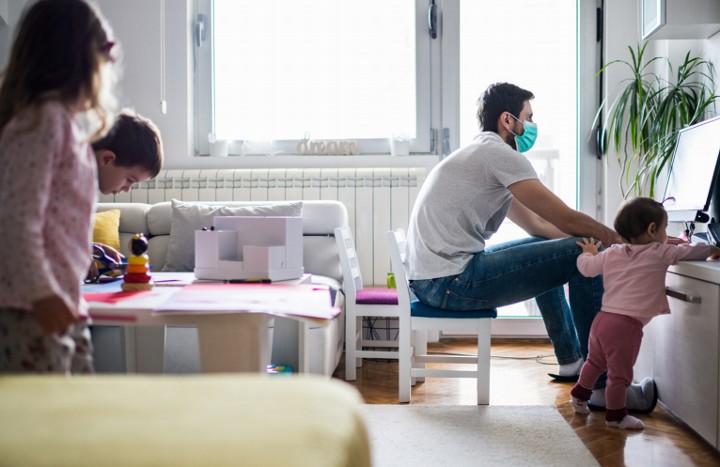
left=335, top=227, right=400, bottom=381
left=386, top=228, right=497, bottom=404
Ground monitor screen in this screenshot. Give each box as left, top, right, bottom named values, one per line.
left=663, top=116, right=720, bottom=223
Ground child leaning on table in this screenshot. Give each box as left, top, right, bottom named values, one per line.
left=87, top=109, right=165, bottom=281
left=569, top=197, right=720, bottom=429
left=0, top=0, right=120, bottom=373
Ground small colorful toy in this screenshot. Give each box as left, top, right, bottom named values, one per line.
left=121, top=233, right=154, bottom=292
left=266, top=364, right=293, bottom=375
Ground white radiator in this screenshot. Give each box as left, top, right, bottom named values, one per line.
left=100, top=167, right=427, bottom=286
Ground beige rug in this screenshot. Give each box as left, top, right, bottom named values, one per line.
left=361, top=405, right=598, bottom=467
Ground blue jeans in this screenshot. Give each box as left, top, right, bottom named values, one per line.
left=409, top=236, right=603, bottom=367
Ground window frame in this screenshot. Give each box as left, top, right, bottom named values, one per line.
left=193, top=0, right=434, bottom=157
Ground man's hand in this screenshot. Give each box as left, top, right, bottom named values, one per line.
left=31, top=294, right=80, bottom=335
left=576, top=237, right=601, bottom=256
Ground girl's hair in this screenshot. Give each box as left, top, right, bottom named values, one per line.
left=614, top=197, right=667, bottom=242
left=0, top=0, right=120, bottom=140
left=476, top=82, right=534, bottom=133
left=92, top=109, right=164, bottom=178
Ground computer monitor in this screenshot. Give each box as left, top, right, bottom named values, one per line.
left=663, top=116, right=720, bottom=223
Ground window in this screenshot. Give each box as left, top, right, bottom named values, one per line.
left=457, top=0, right=577, bottom=207
left=194, top=0, right=431, bottom=156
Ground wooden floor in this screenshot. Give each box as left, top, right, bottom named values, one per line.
left=332, top=338, right=720, bottom=467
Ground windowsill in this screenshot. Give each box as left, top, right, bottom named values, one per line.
left=168, top=154, right=440, bottom=170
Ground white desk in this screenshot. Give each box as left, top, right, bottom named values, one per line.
left=85, top=273, right=337, bottom=374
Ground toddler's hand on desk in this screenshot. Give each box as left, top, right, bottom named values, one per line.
left=708, top=246, right=720, bottom=261
left=666, top=235, right=688, bottom=245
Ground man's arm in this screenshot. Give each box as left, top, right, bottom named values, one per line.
left=507, top=198, right=568, bottom=239
left=508, top=179, right=621, bottom=247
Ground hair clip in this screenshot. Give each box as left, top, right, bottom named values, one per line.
left=102, top=41, right=116, bottom=63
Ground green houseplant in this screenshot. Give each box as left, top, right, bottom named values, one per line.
left=595, top=42, right=718, bottom=198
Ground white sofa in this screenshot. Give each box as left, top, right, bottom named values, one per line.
left=92, top=199, right=348, bottom=376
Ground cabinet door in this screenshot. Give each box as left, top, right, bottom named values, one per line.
left=655, top=273, right=719, bottom=446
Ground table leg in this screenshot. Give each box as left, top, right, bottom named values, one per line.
left=122, top=326, right=166, bottom=373
left=298, top=321, right=311, bottom=374
left=196, top=314, right=272, bottom=373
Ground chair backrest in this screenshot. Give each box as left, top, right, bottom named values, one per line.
left=385, top=228, right=413, bottom=310
left=334, top=227, right=364, bottom=298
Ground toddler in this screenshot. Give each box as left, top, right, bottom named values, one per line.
left=569, top=197, right=720, bottom=429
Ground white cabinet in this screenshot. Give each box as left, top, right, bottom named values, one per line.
left=636, top=261, right=720, bottom=448
left=642, top=0, right=720, bottom=40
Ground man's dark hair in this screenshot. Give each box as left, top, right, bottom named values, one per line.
left=613, top=197, right=667, bottom=242
left=476, top=82, right=534, bottom=133
left=92, top=108, right=163, bottom=177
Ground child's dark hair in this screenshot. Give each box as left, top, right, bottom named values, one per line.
left=476, top=82, right=534, bottom=132
left=614, top=197, right=667, bottom=242
left=92, top=109, right=164, bottom=178
left=0, top=0, right=119, bottom=138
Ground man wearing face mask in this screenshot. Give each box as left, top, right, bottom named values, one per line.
left=406, top=82, right=657, bottom=413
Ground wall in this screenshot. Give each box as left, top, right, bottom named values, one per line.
left=0, top=0, right=194, bottom=166
left=95, top=0, right=193, bottom=168
left=601, top=0, right=720, bottom=224
left=0, top=1, right=27, bottom=67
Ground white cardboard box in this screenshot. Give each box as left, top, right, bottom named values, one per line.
left=194, top=216, right=304, bottom=281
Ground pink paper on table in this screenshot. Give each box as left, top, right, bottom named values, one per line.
left=153, top=283, right=339, bottom=320
left=83, top=291, right=153, bottom=304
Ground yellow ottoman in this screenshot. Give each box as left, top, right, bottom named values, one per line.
left=0, top=375, right=370, bottom=467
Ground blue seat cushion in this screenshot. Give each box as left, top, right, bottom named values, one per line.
left=410, top=300, right=497, bottom=319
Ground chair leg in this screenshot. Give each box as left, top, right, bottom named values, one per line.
left=345, top=310, right=357, bottom=381
left=398, top=319, right=412, bottom=403
left=355, top=316, right=363, bottom=369
left=476, top=319, right=491, bottom=405
left=412, top=330, right=427, bottom=384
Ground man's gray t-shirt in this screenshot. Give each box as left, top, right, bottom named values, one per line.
left=407, top=131, right=538, bottom=280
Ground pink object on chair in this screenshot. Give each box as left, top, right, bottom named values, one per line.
left=355, top=288, right=398, bottom=305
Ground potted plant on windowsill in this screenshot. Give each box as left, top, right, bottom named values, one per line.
left=594, top=42, right=718, bottom=198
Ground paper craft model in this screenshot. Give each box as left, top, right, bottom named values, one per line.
left=194, top=216, right=304, bottom=281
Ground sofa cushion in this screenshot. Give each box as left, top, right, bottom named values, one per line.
left=162, top=199, right=304, bottom=272
left=92, top=209, right=121, bottom=250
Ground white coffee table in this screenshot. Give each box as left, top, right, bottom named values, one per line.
left=85, top=273, right=337, bottom=374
